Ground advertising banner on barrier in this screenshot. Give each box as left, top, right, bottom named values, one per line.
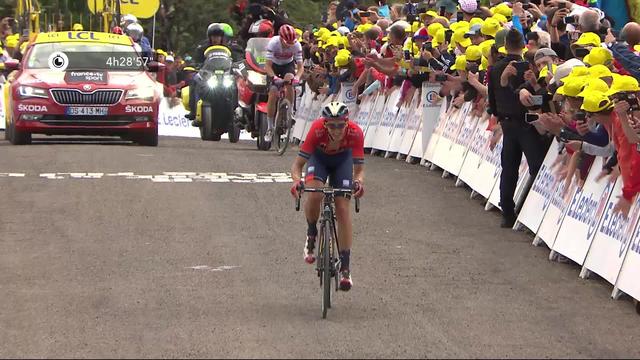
left=353, top=94, right=375, bottom=138
left=457, top=115, right=496, bottom=199
left=0, top=84, right=5, bottom=130
left=424, top=103, right=455, bottom=163
left=535, top=171, right=578, bottom=248
left=487, top=156, right=531, bottom=211
left=399, top=95, right=422, bottom=156
left=339, top=82, right=358, bottom=116
left=551, top=157, right=617, bottom=265
left=364, top=92, right=387, bottom=148
left=582, top=179, right=640, bottom=286
left=292, top=85, right=313, bottom=141
left=431, top=102, right=473, bottom=174
left=615, top=214, right=640, bottom=302
left=387, top=93, right=414, bottom=154
left=516, top=140, right=563, bottom=233
left=372, top=89, right=401, bottom=151
left=157, top=98, right=201, bottom=138
left=419, top=93, right=447, bottom=163
left=372, top=89, right=400, bottom=150
left=302, top=95, right=328, bottom=140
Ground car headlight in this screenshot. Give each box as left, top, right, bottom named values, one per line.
left=126, top=86, right=155, bottom=101
left=18, top=86, right=48, bottom=99
left=247, top=70, right=267, bottom=86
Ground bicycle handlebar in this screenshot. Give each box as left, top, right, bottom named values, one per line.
left=272, top=77, right=300, bottom=87
left=295, top=187, right=360, bottom=213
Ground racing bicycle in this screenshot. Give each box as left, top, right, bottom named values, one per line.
left=271, top=77, right=299, bottom=156
left=295, top=186, right=360, bottom=319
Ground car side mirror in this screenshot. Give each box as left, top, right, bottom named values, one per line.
left=5, top=59, right=20, bottom=71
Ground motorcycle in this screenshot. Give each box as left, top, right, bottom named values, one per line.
left=184, top=45, right=241, bottom=142
left=235, top=37, right=272, bottom=150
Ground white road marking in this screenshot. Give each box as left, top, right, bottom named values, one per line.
left=6, top=172, right=293, bottom=183
left=186, top=265, right=241, bottom=272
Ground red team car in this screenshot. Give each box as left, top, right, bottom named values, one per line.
left=4, top=31, right=162, bottom=146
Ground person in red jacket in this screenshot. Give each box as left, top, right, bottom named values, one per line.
left=581, top=90, right=640, bottom=218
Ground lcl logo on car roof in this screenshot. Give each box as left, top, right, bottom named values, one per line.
left=83, top=84, right=92, bottom=91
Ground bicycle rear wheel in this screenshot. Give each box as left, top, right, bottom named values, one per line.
left=275, top=99, right=292, bottom=156
left=322, top=219, right=331, bottom=319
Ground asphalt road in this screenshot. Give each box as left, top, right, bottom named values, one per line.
left=0, top=135, right=638, bottom=358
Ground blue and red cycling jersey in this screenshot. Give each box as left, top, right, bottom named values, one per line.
left=298, top=119, right=365, bottom=165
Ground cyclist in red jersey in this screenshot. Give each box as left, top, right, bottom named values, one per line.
left=290, top=102, right=365, bottom=291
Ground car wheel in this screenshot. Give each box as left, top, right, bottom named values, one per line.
left=137, top=130, right=158, bottom=147
left=10, top=122, right=31, bottom=145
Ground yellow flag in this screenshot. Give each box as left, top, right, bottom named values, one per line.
left=87, top=0, right=160, bottom=19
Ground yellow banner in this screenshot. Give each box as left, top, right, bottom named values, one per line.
left=87, top=0, right=160, bottom=19
left=34, top=31, right=133, bottom=46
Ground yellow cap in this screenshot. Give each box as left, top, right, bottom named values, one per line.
left=538, top=64, right=557, bottom=79
left=493, top=3, right=512, bottom=18
left=577, top=78, right=609, bottom=97
left=469, top=18, right=484, bottom=27
left=450, top=55, right=467, bottom=71
left=498, top=46, right=507, bottom=54
left=481, top=18, right=501, bottom=38
left=156, top=49, right=167, bottom=57
left=183, top=66, right=197, bottom=72
left=334, top=49, right=352, bottom=68
left=581, top=90, right=614, bottom=113
left=606, top=75, right=640, bottom=95
left=465, top=45, right=482, bottom=62
left=5, top=34, right=19, bottom=48
left=480, top=39, right=495, bottom=58
left=568, top=66, right=590, bottom=78
left=588, top=64, right=612, bottom=79
left=427, top=22, right=444, bottom=37
left=492, top=13, right=508, bottom=24
left=481, top=56, right=488, bottom=71
left=573, top=32, right=601, bottom=47
left=314, top=27, right=329, bottom=37
left=450, top=21, right=470, bottom=32
left=635, top=44, right=640, bottom=53
left=453, top=27, right=471, bottom=48
left=557, top=76, right=589, bottom=97
left=583, top=47, right=612, bottom=66
left=420, top=10, right=439, bottom=22
left=72, top=23, right=84, bottom=31
left=432, top=28, right=447, bottom=47
left=323, top=36, right=341, bottom=49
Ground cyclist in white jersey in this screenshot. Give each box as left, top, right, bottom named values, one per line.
left=264, top=24, right=304, bottom=142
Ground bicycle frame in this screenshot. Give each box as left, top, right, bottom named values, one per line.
left=295, top=186, right=360, bottom=318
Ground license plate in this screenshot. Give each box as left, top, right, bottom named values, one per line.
left=65, top=107, right=108, bottom=116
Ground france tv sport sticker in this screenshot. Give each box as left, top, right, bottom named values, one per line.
left=48, top=51, right=69, bottom=71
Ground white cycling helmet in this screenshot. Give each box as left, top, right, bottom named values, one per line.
left=126, top=23, right=144, bottom=41
left=121, top=14, right=138, bottom=27
left=322, top=102, right=349, bottom=119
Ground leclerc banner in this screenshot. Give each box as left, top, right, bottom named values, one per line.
left=88, top=0, right=160, bottom=19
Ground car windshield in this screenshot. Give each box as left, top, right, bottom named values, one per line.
left=26, top=42, right=144, bottom=71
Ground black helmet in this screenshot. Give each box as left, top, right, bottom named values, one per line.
left=207, top=23, right=225, bottom=38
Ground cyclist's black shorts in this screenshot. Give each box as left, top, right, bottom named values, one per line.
left=305, top=149, right=353, bottom=192
left=272, top=61, right=296, bottom=78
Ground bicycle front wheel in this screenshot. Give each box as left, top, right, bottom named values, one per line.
left=322, top=219, right=332, bottom=319
left=275, top=99, right=292, bottom=156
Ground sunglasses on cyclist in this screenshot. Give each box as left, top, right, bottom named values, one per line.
left=324, top=122, right=347, bottom=129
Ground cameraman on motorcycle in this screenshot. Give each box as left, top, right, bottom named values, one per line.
left=186, top=23, right=234, bottom=122
left=263, top=24, right=304, bottom=142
